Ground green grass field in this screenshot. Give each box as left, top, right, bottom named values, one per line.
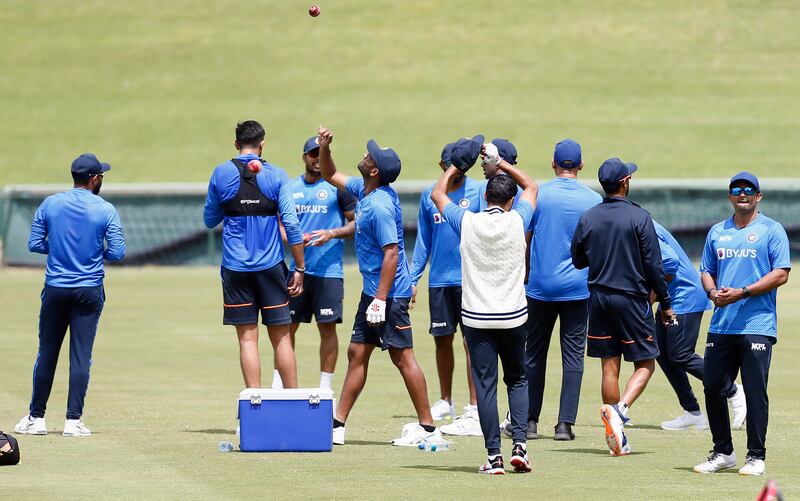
left=1, top=265, right=798, bottom=499
left=2, top=1, right=800, bottom=184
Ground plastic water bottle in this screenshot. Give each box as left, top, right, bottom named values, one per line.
left=218, top=441, right=234, bottom=453
left=417, top=439, right=450, bottom=452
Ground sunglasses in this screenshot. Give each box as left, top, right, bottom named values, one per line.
left=729, top=186, right=757, bottom=196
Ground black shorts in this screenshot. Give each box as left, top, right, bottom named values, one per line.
left=429, top=286, right=462, bottom=336
left=587, top=287, right=658, bottom=362
left=350, top=293, right=413, bottom=350
left=289, top=275, right=344, bottom=324
left=221, top=263, right=291, bottom=326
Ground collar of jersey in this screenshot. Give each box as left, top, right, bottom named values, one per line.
left=484, top=206, right=506, bottom=214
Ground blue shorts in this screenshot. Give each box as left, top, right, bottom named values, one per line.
left=429, top=286, right=462, bottom=336
left=221, top=263, right=291, bottom=326
left=587, top=287, right=658, bottom=362
left=350, top=293, right=413, bottom=350
left=289, top=275, right=344, bottom=324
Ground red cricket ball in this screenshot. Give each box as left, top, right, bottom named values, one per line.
left=247, top=159, right=262, bottom=173
left=308, top=4, right=320, bottom=17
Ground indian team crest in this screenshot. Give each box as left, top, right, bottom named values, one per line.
left=746, top=232, right=759, bottom=243
left=317, top=189, right=329, bottom=200
left=458, top=198, right=470, bottom=208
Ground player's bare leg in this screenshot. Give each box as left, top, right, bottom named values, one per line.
left=288, top=323, right=300, bottom=349
left=318, top=323, right=338, bottom=374
left=335, top=342, right=375, bottom=423
left=236, top=324, right=260, bottom=388
left=434, top=334, right=455, bottom=402
left=389, top=347, right=434, bottom=426
left=600, top=356, right=622, bottom=404
left=267, top=324, right=297, bottom=388
left=620, top=359, right=655, bottom=406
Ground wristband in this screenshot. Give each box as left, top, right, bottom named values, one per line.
left=705, top=288, right=717, bottom=299
left=294, top=267, right=306, bottom=273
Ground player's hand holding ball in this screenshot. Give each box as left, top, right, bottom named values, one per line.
left=481, top=143, right=501, bottom=166
left=366, top=297, right=386, bottom=325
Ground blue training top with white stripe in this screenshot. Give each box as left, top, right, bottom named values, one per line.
left=700, top=213, right=791, bottom=337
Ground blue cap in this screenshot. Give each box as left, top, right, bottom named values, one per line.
left=367, top=139, right=402, bottom=184
left=303, top=136, right=321, bottom=154
left=729, top=171, right=760, bottom=192
left=451, top=135, right=485, bottom=170
left=491, top=138, right=517, bottom=165
left=71, top=153, right=111, bottom=177
left=440, top=142, right=456, bottom=166
left=554, top=139, right=581, bottom=168
left=598, top=157, right=638, bottom=190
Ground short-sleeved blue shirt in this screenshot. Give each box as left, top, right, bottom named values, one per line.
left=409, top=178, right=481, bottom=287
left=345, top=177, right=412, bottom=298
left=700, top=213, right=791, bottom=337
left=526, top=178, right=602, bottom=301
left=653, top=220, right=711, bottom=314
left=287, top=175, right=356, bottom=279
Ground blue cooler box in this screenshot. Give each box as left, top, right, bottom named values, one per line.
left=238, top=388, right=334, bottom=452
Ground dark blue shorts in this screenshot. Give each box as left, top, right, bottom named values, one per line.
left=350, top=293, right=413, bottom=350
left=221, top=263, right=291, bottom=326
left=587, top=287, right=658, bottom=362
left=289, top=275, right=344, bottom=324
left=429, top=286, right=462, bottom=336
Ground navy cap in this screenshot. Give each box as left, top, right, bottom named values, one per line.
left=729, top=171, right=760, bottom=192
left=71, top=153, right=111, bottom=177
left=303, top=136, right=321, bottom=154
left=451, top=135, right=485, bottom=170
left=598, top=157, right=638, bottom=190
left=554, top=139, right=581, bottom=168
left=367, top=139, right=401, bottom=184
left=491, top=138, right=517, bottom=165
left=440, top=142, right=456, bottom=166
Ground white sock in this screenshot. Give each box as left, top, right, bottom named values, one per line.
left=272, top=369, right=283, bottom=389
left=320, top=371, right=334, bottom=390
left=616, top=402, right=629, bottom=417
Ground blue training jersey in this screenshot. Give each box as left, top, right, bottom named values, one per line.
left=527, top=178, right=602, bottom=301
left=653, top=220, right=712, bottom=314
left=203, top=153, right=302, bottom=272
left=700, top=213, right=791, bottom=337
left=345, top=177, right=413, bottom=298
left=28, top=188, right=126, bottom=287
left=287, top=175, right=357, bottom=279
left=410, top=178, right=481, bottom=287
left=478, top=178, right=522, bottom=211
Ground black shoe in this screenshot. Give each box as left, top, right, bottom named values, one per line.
left=553, top=422, right=575, bottom=441
left=478, top=455, right=505, bottom=475
left=527, top=420, right=538, bottom=440
left=510, top=443, right=532, bottom=473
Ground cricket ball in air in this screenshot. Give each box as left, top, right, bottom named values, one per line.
left=309, top=5, right=320, bottom=17
left=247, top=160, right=262, bottom=173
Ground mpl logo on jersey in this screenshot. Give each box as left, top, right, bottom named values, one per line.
left=716, top=247, right=757, bottom=260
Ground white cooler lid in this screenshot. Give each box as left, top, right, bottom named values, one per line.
left=238, top=388, right=334, bottom=401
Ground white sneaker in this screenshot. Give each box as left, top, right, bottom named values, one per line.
left=661, top=411, right=709, bottom=431
left=441, top=405, right=482, bottom=436
left=729, top=384, right=747, bottom=430
left=430, top=399, right=455, bottom=421
left=738, top=456, right=765, bottom=476
left=14, top=414, right=47, bottom=435
left=63, top=419, right=91, bottom=437
left=693, top=450, right=737, bottom=473
left=391, top=423, right=443, bottom=447
left=600, top=404, right=626, bottom=456
left=332, top=426, right=346, bottom=445
left=499, top=412, right=538, bottom=439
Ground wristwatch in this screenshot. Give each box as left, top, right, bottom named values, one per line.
left=294, top=267, right=306, bottom=274
left=705, top=288, right=717, bottom=299
left=742, top=286, right=750, bottom=298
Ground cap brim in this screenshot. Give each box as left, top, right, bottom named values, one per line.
left=366, top=139, right=382, bottom=169
left=625, top=162, right=638, bottom=177
left=472, top=134, right=485, bottom=145
left=100, top=162, right=111, bottom=173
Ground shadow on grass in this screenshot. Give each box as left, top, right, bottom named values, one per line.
left=346, top=440, right=390, bottom=446
left=391, top=415, right=416, bottom=419
left=624, top=424, right=663, bottom=430
left=673, top=466, right=739, bottom=475
left=549, top=448, right=653, bottom=456
left=183, top=428, right=235, bottom=435
left=401, top=465, right=478, bottom=474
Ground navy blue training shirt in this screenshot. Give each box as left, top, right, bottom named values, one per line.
left=29, top=188, right=126, bottom=287
left=571, top=196, right=671, bottom=307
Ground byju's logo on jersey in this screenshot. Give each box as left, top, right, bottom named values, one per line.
left=433, top=213, right=446, bottom=224
left=746, top=232, right=759, bottom=243
left=458, top=198, right=470, bottom=208
left=317, top=190, right=329, bottom=200
left=716, top=247, right=757, bottom=260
